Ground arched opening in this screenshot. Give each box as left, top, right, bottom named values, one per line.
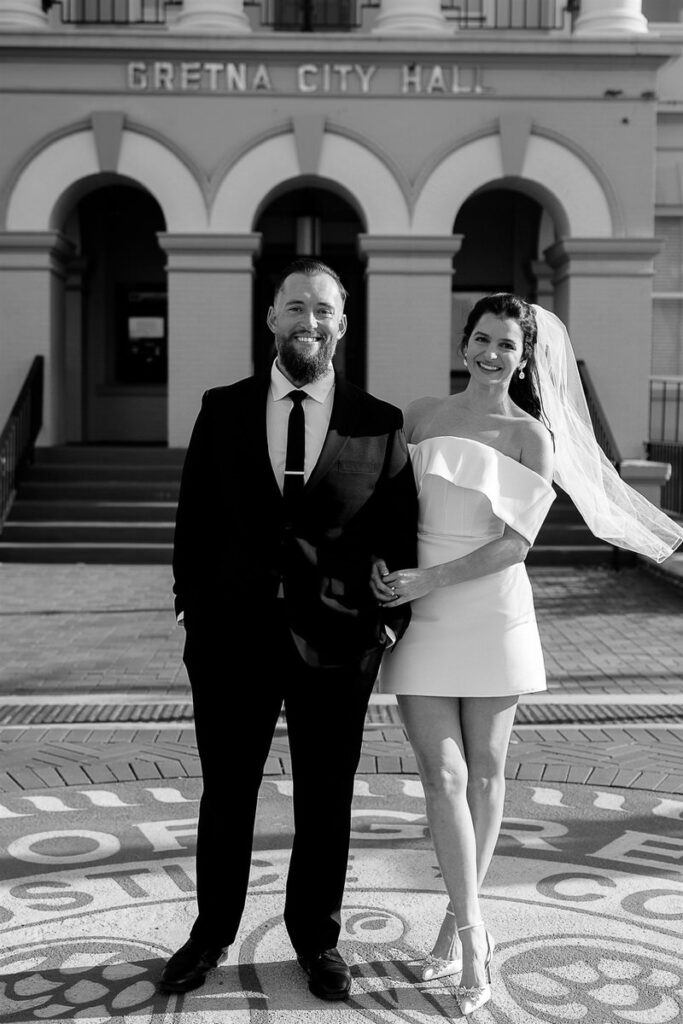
left=450, top=186, right=551, bottom=392
left=64, top=181, right=168, bottom=443
left=252, top=184, right=366, bottom=386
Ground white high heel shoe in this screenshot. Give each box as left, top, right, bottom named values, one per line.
left=420, top=907, right=463, bottom=982
left=454, top=923, right=494, bottom=1016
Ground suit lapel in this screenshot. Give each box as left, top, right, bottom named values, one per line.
left=239, top=375, right=282, bottom=504
left=304, top=377, right=358, bottom=494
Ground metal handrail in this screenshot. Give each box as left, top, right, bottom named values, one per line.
left=576, top=359, right=622, bottom=469
left=0, top=357, right=44, bottom=530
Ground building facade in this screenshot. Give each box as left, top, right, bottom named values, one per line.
left=0, top=0, right=682, bottom=453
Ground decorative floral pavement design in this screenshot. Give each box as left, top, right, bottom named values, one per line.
left=0, top=939, right=166, bottom=1021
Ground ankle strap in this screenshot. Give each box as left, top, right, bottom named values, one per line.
left=457, top=922, right=484, bottom=934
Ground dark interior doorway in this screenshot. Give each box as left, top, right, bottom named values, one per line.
left=253, top=185, right=366, bottom=387
left=77, top=183, right=167, bottom=442
left=451, top=188, right=545, bottom=393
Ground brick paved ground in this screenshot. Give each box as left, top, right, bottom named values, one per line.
left=1, top=563, right=682, bottom=696
left=0, top=723, right=682, bottom=794
left=1, top=562, right=682, bottom=795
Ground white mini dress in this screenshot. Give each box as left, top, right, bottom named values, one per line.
left=379, top=435, right=556, bottom=698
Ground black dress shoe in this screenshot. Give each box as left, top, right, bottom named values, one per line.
left=159, top=938, right=228, bottom=993
left=297, top=948, right=351, bottom=1001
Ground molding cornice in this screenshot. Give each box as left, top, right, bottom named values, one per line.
left=358, top=233, right=463, bottom=275
left=545, top=236, right=662, bottom=279
left=0, top=230, right=75, bottom=271
left=358, top=234, right=463, bottom=255
left=157, top=231, right=262, bottom=271
left=0, top=35, right=679, bottom=67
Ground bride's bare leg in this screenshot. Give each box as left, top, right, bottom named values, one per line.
left=460, top=696, right=519, bottom=886
left=398, top=694, right=519, bottom=989
left=397, top=695, right=478, bottom=969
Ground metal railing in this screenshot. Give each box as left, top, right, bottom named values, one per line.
left=649, top=375, right=683, bottom=444
left=577, top=360, right=622, bottom=469
left=442, top=0, right=572, bottom=30
left=647, top=442, right=683, bottom=514
left=46, top=0, right=576, bottom=30
left=576, top=359, right=628, bottom=566
left=46, top=0, right=178, bottom=24
left=0, top=357, right=44, bottom=531
left=647, top=376, right=683, bottom=515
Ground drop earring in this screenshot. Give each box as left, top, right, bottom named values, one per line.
left=463, top=355, right=468, bottom=367
left=518, top=369, right=525, bottom=380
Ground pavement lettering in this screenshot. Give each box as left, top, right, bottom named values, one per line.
left=0, top=777, right=681, bottom=1022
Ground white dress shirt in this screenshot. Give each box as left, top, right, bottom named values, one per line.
left=267, top=360, right=335, bottom=491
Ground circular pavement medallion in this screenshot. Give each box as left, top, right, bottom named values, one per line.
left=0, top=938, right=171, bottom=1022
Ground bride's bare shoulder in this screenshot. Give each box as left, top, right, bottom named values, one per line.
left=404, top=396, right=444, bottom=440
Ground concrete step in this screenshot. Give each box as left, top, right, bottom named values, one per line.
left=527, top=544, right=626, bottom=566
left=534, top=524, right=608, bottom=546
left=0, top=542, right=173, bottom=564
left=19, top=481, right=180, bottom=501
left=25, top=464, right=183, bottom=483
left=543, top=506, right=585, bottom=523
left=33, top=445, right=186, bottom=465
left=2, top=522, right=175, bottom=544
left=11, top=501, right=177, bottom=523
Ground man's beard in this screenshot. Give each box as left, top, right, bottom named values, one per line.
left=277, top=336, right=336, bottom=384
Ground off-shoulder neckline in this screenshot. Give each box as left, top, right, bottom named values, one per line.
left=409, top=434, right=551, bottom=487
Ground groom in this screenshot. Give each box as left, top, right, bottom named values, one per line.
left=161, top=258, right=417, bottom=999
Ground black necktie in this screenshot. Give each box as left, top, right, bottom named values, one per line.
left=283, top=390, right=306, bottom=502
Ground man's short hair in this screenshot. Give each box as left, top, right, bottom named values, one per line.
left=273, top=258, right=348, bottom=306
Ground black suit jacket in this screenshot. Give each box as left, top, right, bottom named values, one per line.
left=173, top=373, right=418, bottom=669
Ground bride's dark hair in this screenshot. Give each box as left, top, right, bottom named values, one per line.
left=460, top=292, right=547, bottom=426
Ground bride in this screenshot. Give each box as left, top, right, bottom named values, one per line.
left=372, top=293, right=683, bottom=1017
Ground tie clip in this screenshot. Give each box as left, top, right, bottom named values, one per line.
left=284, top=471, right=305, bottom=475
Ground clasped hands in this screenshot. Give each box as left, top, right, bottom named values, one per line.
left=370, top=559, right=435, bottom=607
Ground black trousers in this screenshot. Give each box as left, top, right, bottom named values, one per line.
left=183, top=606, right=378, bottom=954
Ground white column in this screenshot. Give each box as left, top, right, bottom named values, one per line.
left=544, top=238, right=660, bottom=458
left=574, top=0, right=648, bottom=35
left=372, top=0, right=452, bottom=35
left=359, top=235, right=461, bottom=409
left=171, top=0, right=251, bottom=33
left=0, top=0, right=47, bottom=29
left=158, top=234, right=261, bottom=447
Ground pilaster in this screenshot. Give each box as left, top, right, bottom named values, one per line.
left=0, top=232, right=74, bottom=445
left=157, top=233, right=261, bottom=446
left=531, top=260, right=555, bottom=312
left=358, top=235, right=462, bottom=408
left=545, top=237, right=661, bottom=458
